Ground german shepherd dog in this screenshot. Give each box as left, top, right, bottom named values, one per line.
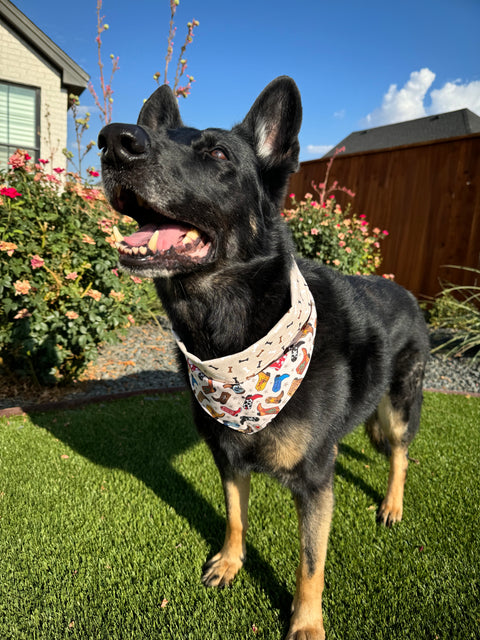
left=99, top=77, right=429, bottom=639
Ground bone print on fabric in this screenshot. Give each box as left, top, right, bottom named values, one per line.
left=174, top=261, right=317, bottom=433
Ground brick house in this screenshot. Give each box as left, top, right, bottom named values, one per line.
left=0, top=0, right=88, bottom=169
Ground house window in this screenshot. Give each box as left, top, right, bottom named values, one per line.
left=0, top=81, right=40, bottom=167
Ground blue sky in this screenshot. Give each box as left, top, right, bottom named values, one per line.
left=14, top=0, right=480, bottom=169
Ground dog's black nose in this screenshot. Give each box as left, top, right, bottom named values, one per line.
left=98, top=123, right=150, bottom=165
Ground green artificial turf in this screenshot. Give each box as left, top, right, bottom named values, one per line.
left=0, top=392, right=479, bottom=639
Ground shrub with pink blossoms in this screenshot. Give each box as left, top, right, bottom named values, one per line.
left=283, top=191, right=388, bottom=275
left=282, top=147, right=389, bottom=276
left=0, top=151, right=159, bottom=385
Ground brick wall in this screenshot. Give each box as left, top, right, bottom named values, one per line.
left=0, top=20, right=68, bottom=170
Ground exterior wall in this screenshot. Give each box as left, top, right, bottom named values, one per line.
left=0, top=19, right=67, bottom=170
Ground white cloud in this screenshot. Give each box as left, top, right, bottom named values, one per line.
left=363, top=69, right=480, bottom=128
left=334, top=109, right=346, bottom=119
left=430, top=79, right=480, bottom=114
left=306, top=144, right=333, bottom=156
left=364, top=68, right=435, bottom=127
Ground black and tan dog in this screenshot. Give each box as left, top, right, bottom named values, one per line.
left=98, top=77, right=429, bottom=639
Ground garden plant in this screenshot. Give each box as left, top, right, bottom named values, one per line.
left=429, top=265, right=480, bottom=362
left=0, top=151, right=158, bottom=386
left=283, top=148, right=391, bottom=277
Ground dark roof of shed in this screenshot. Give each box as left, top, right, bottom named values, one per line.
left=0, top=0, right=89, bottom=95
left=323, top=108, right=480, bottom=157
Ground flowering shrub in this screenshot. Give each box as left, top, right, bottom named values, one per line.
left=283, top=191, right=389, bottom=275
left=0, top=150, right=158, bottom=385
left=282, top=147, right=390, bottom=276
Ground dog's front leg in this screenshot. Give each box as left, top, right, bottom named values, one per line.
left=202, top=471, right=251, bottom=588
left=287, top=484, right=334, bottom=640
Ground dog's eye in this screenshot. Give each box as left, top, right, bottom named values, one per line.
left=210, top=148, right=228, bottom=161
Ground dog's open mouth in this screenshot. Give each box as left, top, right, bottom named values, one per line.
left=110, top=189, right=214, bottom=274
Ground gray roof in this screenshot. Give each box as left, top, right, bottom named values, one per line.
left=324, top=109, right=480, bottom=157
left=0, top=0, right=89, bottom=95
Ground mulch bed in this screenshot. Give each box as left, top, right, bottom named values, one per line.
left=0, top=320, right=185, bottom=415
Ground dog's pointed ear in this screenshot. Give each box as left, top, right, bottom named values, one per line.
left=239, top=76, right=302, bottom=172
left=137, top=84, right=183, bottom=130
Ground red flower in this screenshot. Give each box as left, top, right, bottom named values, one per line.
left=39, top=158, right=49, bottom=165
left=87, top=169, right=100, bottom=178
left=53, top=167, right=65, bottom=174
left=0, top=187, right=22, bottom=198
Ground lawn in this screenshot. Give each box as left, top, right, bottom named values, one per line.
left=0, top=392, right=478, bottom=639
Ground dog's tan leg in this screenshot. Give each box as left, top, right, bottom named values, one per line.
left=202, top=472, right=251, bottom=588
left=378, top=445, right=408, bottom=526
left=287, top=485, right=334, bottom=640
left=376, top=394, right=409, bottom=526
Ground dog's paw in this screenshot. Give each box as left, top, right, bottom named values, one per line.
left=285, top=626, right=325, bottom=640
left=377, top=497, right=403, bottom=527
left=201, top=551, right=244, bottom=588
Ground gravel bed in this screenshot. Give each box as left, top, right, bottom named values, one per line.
left=0, top=324, right=478, bottom=412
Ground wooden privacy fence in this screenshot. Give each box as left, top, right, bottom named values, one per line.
left=286, top=133, right=480, bottom=300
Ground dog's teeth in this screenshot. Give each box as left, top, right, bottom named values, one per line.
left=139, top=246, right=147, bottom=255
left=112, top=226, right=124, bottom=243
left=182, top=229, right=200, bottom=245
left=148, top=230, right=160, bottom=253
left=132, top=246, right=139, bottom=255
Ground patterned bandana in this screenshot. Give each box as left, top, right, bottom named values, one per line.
left=173, top=261, right=317, bottom=434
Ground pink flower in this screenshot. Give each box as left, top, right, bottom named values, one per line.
left=14, top=308, right=31, bottom=319
left=373, top=227, right=381, bottom=235
left=111, top=268, right=119, bottom=277
left=65, top=272, right=78, bottom=280
left=65, top=311, right=79, bottom=319
left=289, top=193, right=295, bottom=199
left=382, top=230, right=389, bottom=236
left=86, top=289, right=102, bottom=301
left=30, top=255, right=45, bottom=269
left=130, top=276, right=142, bottom=284
left=310, top=228, right=319, bottom=236
left=127, top=314, right=135, bottom=325
left=359, top=214, right=367, bottom=219
left=0, top=187, right=22, bottom=198
left=8, top=150, right=31, bottom=169
left=87, top=168, right=100, bottom=178
left=345, top=246, right=352, bottom=253
left=14, top=280, right=31, bottom=295
left=53, top=167, right=65, bottom=174
left=339, top=240, right=346, bottom=247
left=39, top=158, right=49, bottom=165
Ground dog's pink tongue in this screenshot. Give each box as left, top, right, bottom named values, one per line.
left=123, top=223, right=187, bottom=251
